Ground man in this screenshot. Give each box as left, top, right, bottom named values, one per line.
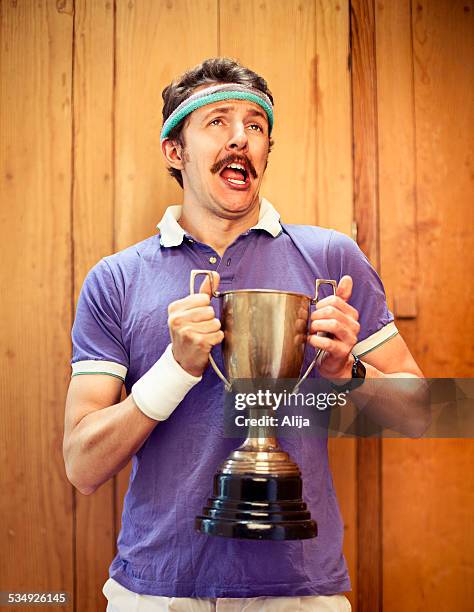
left=63, top=58, right=424, bottom=611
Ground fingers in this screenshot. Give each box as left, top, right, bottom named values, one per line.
left=308, top=333, right=350, bottom=361
left=168, top=306, right=216, bottom=329
left=199, top=271, right=220, bottom=297
left=336, top=275, right=353, bottom=302
left=313, top=295, right=359, bottom=321
left=181, top=318, right=222, bottom=334
left=311, top=306, right=360, bottom=340
left=310, top=315, right=359, bottom=346
left=178, top=327, right=225, bottom=348
left=168, top=272, right=220, bottom=313
left=307, top=275, right=359, bottom=378
left=168, top=292, right=211, bottom=314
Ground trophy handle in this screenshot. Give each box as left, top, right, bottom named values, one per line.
left=293, top=279, right=338, bottom=393
left=189, top=269, right=232, bottom=391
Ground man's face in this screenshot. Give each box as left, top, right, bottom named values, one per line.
left=176, top=98, right=271, bottom=218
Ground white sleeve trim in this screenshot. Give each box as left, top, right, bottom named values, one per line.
left=353, top=321, right=399, bottom=358
left=71, top=360, right=128, bottom=381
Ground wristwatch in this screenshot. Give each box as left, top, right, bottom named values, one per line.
left=331, top=355, right=366, bottom=393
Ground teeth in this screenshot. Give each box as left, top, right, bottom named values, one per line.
left=227, top=178, right=246, bottom=185
left=227, top=163, right=245, bottom=171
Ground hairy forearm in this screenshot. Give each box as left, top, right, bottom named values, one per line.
left=64, top=395, right=157, bottom=495
left=343, top=363, right=430, bottom=438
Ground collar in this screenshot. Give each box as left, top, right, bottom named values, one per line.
left=156, top=198, right=282, bottom=248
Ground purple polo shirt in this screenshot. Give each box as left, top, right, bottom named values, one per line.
left=71, top=199, right=396, bottom=598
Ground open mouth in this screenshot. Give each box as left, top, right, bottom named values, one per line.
left=219, top=162, right=250, bottom=189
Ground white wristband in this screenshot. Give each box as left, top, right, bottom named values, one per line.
left=131, top=343, right=202, bottom=421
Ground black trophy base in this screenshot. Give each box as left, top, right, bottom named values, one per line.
left=195, top=473, right=317, bottom=541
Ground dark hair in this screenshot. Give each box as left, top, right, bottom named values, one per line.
left=162, top=57, right=274, bottom=188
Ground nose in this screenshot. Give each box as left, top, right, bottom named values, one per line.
left=225, top=122, right=248, bottom=152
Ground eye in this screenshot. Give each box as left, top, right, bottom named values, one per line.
left=209, top=118, right=223, bottom=126
left=248, top=123, right=264, bottom=133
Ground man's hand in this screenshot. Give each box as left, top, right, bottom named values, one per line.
left=168, top=272, right=224, bottom=377
left=308, top=275, right=360, bottom=378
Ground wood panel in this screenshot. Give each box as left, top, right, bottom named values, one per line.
left=315, top=0, right=353, bottom=235
left=114, top=0, right=218, bottom=250
left=383, top=439, right=474, bottom=612
left=113, top=0, right=219, bottom=531
left=350, top=1, right=383, bottom=610
left=382, top=1, right=474, bottom=610
left=376, top=0, right=417, bottom=347
left=220, top=0, right=318, bottom=225
left=412, top=0, right=474, bottom=378
left=72, top=2, right=115, bottom=611
left=351, top=0, right=379, bottom=268
left=0, top=1, right=74, bottom=610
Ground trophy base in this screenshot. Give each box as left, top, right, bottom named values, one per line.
left=195, top=473, right=317, bottom=541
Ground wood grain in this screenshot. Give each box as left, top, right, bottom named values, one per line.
left=315, top=0, right=353, bottom=235
left=376, top=0, right=418, bottom=349
left=220, top=0, right=318, bottom=225
left=351, top=0, right=380, bottom=268
left=114, top=0, right=218, bottom=250
left=411, top=0, right=474, bottom=378
left=351, top=0, right=383, bottom=609
left=0, top=1, right=74, bottom=610
left=383, top=439, right=474, bottom=611
left=382, top=1, right=474, bottom=610
left=72, top=2, right=116, bottom=611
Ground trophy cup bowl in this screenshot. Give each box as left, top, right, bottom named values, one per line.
left=191, top=270, right=336, bottom=541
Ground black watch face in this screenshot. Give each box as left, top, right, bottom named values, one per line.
left=353, top=358, right=366, bottom=379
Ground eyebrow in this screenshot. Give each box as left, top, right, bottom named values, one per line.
left=201, top=105, right=267, bottom=122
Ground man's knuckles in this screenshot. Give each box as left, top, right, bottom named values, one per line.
left=210, top=318, right=222, bottom=331
left=312, top=305, right=338, bottom=319
left=168, top=307, right=216, bottom=329
left=174, top=319, right=222, bottom=341
left=311, top=318, right=338, bottom=333
left=168, top=293, right=211, bottom=315
left=316, top=295, right=358, bottom=315
left=316, top=295, right=345, bottom=309
left=178, top=326, right=195, bottom=342
left=168, top=314, right=182, bottom=330
left=313, top=299, right=359, bottom=322
left=190, top=318, right=221, bottom=334
left=214, top=330, right=225, bottom=343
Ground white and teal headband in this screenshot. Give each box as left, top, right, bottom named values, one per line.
left=160, top=83, right=274, bottom=143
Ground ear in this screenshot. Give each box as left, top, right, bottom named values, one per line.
left=161, top=138, right=185, bottom=171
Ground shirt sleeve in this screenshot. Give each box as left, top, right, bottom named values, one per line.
left=71, top=258, right=129, bottom=381
left=327, top=231, right=398, bottom=357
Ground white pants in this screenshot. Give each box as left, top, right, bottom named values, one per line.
left=103, top=578, right=352, bottom=612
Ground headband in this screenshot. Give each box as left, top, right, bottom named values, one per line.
left=160, top=83, right=274, bottom=143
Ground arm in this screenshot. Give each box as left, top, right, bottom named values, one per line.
left=63, top=272, right=223, bottom=495
left=360, top=332, right=423, bottom=377
left=63, top=375, right=157, bottom=495
left=310, top=276, right=429, bottom=437
left=349, top=334, right=429, bottom=437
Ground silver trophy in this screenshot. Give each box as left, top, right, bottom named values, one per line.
left=190, top=270, right=336, bottom=540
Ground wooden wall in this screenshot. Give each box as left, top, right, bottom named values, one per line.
left=0, top=1, right=472, bottom=611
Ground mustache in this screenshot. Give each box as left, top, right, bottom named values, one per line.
left=210, top=154, right=258, bottom=179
